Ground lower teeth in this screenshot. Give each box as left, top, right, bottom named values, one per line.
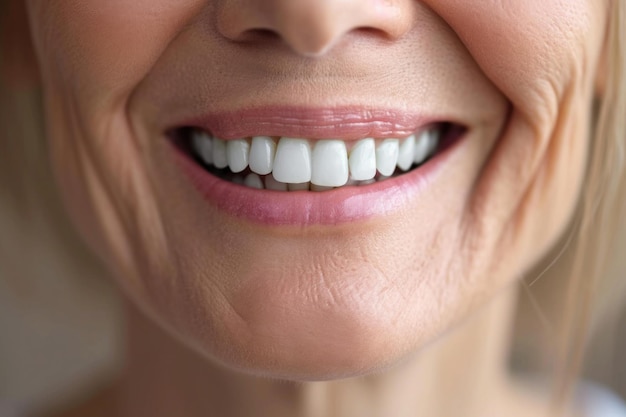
left=204, top=164, right=410, bottom=192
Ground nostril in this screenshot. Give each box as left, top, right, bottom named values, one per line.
left=215, top=0, right=417, bottom=57
left=237, top=28, right=282, bottom=43
left=354, top=26, right=396, bottom=42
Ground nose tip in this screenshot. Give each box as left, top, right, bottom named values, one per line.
left=216, top=0, right=416, bottom=57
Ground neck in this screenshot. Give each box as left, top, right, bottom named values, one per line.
left=116, top=286, right=527, bottom=417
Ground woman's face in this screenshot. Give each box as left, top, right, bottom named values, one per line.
left=25, top=0, right=607, bottom=379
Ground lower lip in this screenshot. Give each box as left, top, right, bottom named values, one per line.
left=171, top=137, right=463, bottom=226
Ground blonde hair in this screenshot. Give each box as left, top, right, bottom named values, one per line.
left=0, top=0, right=625, bottom=414
left=551, top=0, right=626, bottom=408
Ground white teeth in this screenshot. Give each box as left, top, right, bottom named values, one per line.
left=311, top=140, right=349, bottom=187
left=249, top=136, right=276, bottom=175
left=192, top=130, right=213, bottom=165
left=414, top=129, right=439, bottom=164
left=189, top=126, right=446, bottom=190
left=265, top=175, right=288, bottom=191
left=397, top=135, right=415, bottom=172
left=227, top=139, right=249, bottom=173
left=413, top=130, right=430, bottom=164
left=348, top=138, right=376, bottom=181
left=272, top=138, right=312, bottom=184
left=212, top=138, right=228, bottom=169
left=244, top=173, right=264, bottom=189
left=376, top=139, right=399, bottom=176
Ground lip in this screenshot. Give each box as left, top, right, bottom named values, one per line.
left=176, top=106, right=451, bottom=140
left=168, top=107, right=466, bottom=226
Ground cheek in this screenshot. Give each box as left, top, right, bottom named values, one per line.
left=27, top=0, right=203, bottom=105
left=25, top=0, right=207, bottom=288
left=430, top=0, right=605, bottom=270
left=429, top=0, right=602, bottom=124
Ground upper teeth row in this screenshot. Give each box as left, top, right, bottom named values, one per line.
left=191, top=130, right=440, bottom=187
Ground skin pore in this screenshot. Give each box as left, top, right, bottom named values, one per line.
left=10, top=0, right=610, bottom=416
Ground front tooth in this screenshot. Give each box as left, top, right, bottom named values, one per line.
left=311, top=140, right=349, bottom=187
left=249, top=136, right=276, bottom=175
left=397, top=135, right=415, bottom=171
left=376, top=139, right=399, bottom=176
left=244, top=173, right=264, bottom=189
left=191, top=130, right=213, bottom=165
left=414, top=131, right=430, bottom=164
left=227, top=139, right=250, bottom=173
left=212, top=138, right=228, bottom=169
left=349, top=138, right=376, bottom=181
left=272, top=138, right=312, bottom=184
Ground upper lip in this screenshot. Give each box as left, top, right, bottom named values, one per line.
left=173, top=106, right=454, bottom=140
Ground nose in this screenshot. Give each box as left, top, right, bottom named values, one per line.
left=216, top=0, right=417, bottom=57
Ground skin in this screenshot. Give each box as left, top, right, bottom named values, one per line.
left=10, top=0, right=609, bottom=415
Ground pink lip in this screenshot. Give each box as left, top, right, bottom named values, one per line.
left=169, top=107, right=464, bottom=226
left=180, top=106, right=446, bottom=140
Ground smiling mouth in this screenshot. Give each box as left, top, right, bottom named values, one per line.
left=166, top=107, right=468, bottom=225
left=172, top=122, right=464, bottom=192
